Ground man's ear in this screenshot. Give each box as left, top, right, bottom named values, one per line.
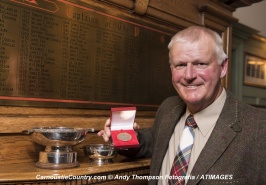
left=220, top=58, right=228, bottom=78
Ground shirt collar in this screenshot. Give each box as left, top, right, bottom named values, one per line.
left=185, top=88, right=226, bottom=136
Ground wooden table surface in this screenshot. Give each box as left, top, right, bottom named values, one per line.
left=0, top=156, right=151, bottom=182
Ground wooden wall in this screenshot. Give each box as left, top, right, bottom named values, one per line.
left=0, top=0, right=261, bottom=183
left=0, top=0, right=238, bottom=164
left=232, top=22, right=266, bottom=108
left=0, top=106, right=155, bottom=164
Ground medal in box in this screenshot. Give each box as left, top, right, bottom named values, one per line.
left=110, top=107, right=139, bottom=148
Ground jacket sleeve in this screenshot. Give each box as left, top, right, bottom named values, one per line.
left=118, top=96, right=184, bottom=159
left=118, top=127, right=153, bottom=158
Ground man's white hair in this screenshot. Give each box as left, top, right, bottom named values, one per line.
left=168, top=26, right=228, bottom=65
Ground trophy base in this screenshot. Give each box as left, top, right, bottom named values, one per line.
left=88, top=158, right=114, bottom=166
left=37, top=150, right=79, bottom=169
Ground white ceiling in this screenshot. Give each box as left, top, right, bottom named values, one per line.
left=233, top=0, right=266, bottom=37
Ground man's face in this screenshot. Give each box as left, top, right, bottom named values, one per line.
left=169, top=37, right=228, bottom=113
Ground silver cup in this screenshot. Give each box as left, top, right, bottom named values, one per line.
left=83, top=144, right=117, bottom=165
left=23, top=127, right=95, bottom=169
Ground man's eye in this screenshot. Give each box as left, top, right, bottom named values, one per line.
left=195, top=63, right=207, bottom=68
left=197, top=63, right=206, bottom=65
left=174, top=64, right=186, bottom=69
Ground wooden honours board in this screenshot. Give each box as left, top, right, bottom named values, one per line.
left=0, top=0, right=176, bottom=109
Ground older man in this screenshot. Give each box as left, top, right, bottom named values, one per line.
left=98, top=26, right=266, bottom=185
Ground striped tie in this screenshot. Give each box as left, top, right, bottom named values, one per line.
left=168, top=114, right=198, bottom=185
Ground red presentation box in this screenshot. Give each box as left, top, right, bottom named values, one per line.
left=110, top=107, right=139, bottom=149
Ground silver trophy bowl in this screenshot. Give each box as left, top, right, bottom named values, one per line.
left=23, top=127, right=95, bottom=169
left=83, top=144, right=117, bottom=165
left=24, top=127, right=94, bottom=147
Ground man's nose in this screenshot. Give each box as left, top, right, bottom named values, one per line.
left=185, top=64, right=196, bottom=80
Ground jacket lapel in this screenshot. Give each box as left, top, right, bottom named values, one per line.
left=150, top=98, right=186, bottom=176
left=188, top=92, right=239, bottom=185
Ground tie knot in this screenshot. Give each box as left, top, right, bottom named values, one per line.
left=186, top=114, right=197, bottom=129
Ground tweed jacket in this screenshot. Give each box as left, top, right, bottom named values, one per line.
left=119, top=90, right=266, bottom=185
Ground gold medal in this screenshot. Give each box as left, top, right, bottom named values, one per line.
left=117, top=132, right=132, bottom=141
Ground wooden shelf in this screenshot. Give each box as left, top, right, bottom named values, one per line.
left=0, top=156, right=150, bottom=183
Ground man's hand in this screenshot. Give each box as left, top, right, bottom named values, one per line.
left=97, top=118, right=112, bottom=142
